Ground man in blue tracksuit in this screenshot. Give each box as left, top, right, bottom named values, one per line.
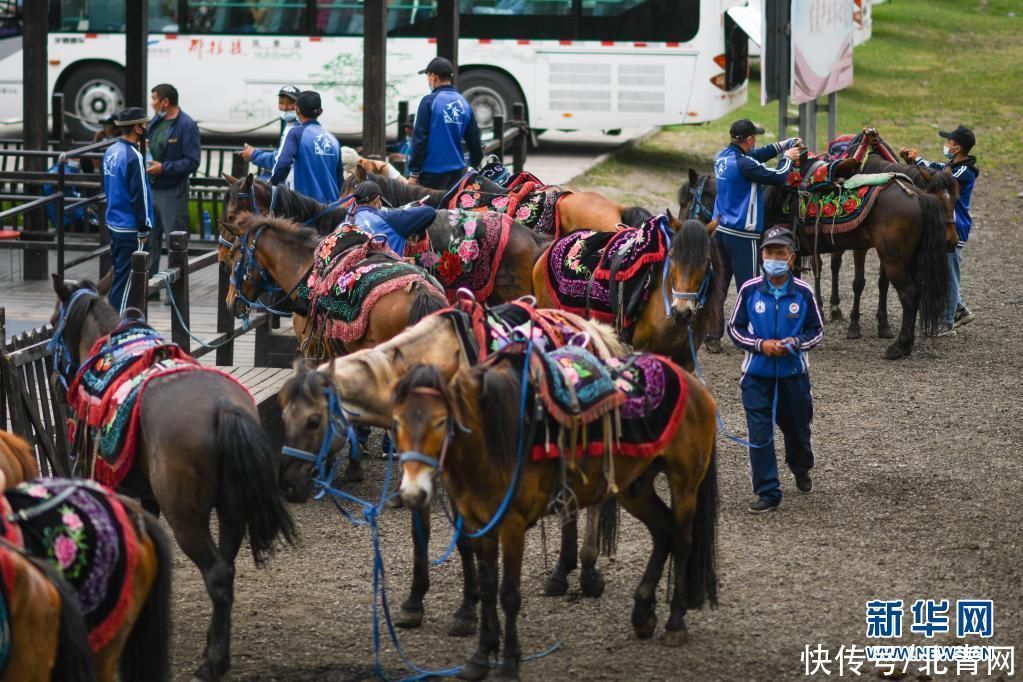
left=408, top=57, right=483, bottom=190
left=902, top=125, right=979, bottom=336
left=705, top=119, right=803, bottom=353
left=146, top=83, right=201, bottom=279
left=241, top=85, right=301, bottom=184
left=728, top=227, right=824, bottom=514
left=102, top=108, right=154, bottom=313
left=270, top=90, right=343, bottom=204
left=349, top=180, right=437, bottom=256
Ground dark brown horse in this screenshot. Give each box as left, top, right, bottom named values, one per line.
left=50, top=274, right=295, bottom=681
left=393, top=349, right=718, bottom=680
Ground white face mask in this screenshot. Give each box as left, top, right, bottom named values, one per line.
left=280, top=110, right=297, bottom=123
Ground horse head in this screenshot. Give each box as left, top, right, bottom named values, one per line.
left=221, top=172, right=270, bottom=225
left=678, top=168, right=717, bottom=224
left=665, top=218, right=718, bottom=327
left=278, top=355, right=342, bottom=503
left=50, top=272, right=116, bottom=384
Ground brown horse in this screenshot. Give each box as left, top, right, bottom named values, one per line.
left=279, top=303, right=628, bottom=635
left=532, top=212, right=723, bottom=372
left=0, top=432, right=172, bottom=682
left=50, top=274, right=295, bottom=681
left=393, top=349, right=718, bottom=680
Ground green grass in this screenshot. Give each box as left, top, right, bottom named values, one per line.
left=577, top=0, right=1023, bottom=195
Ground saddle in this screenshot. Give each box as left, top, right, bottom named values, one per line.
left=530, top=343, right=623, bottom=427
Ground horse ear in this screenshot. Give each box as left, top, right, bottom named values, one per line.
left=293, top=352, right=308, bottom=374
left=51, top=273, right=70, bottom=302
left=96, top=268, right=114, bottom=296
left=392, top=347, right=405, bottom=368
left=665, top=207, right=681, bottom=230
left=688, top=168, right=699, bottom=187
left=222, top=172, right=237, bottom=185
left=354, top=163, right=367, bottom=182
left=243, top=173, right=254, bottom=191
left=706, top=217, right=719, bottom=235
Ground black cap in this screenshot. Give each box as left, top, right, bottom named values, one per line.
left=730, top=118, right=766, bottom=139
left=296, top=91, right=322, bottom=117
left=355, top=181, right=382, bottom=203
left=99, top=114, right=116, bottom=126
left=761, top=226, right=795, bottom=249
left=278, top=85, right=301, bottom=101
left=114, top=107, right=149, bottom=126
left=939, top=125, right=975, bottom=151
left=418, top=56, right=454, bottom=78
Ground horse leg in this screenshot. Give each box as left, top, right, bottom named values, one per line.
left=495, top=520, right=527, bottom=682
left=661, top=478, right=700, bottom=647
left=847, top=249, right=867, bottom=340
left=876, top=268, right=894, bottom=338
left=812, top=254, right=824, bottom=311
left=459, top=537, right=500, bottom=681
left=829, top=252, right=845, bottom=321
left=448, top=531, right=480, bottom=637
left=618, top=470, right=673, bottom=640
left=884, top=268, right=918, bottom=360
left=396, top=506, right=430, bottom=629
left=578, top=504, right=605, bottom=598
left=543, top=510, right=577, bottom=596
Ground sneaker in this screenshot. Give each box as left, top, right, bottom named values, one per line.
left=747, top=497, right=779, bottom=514
left=934, top=323, right=956, bottom=338
left=795, top=473, right=813, bottom=493
left=704, top=338, right=723, bottom=354
left=953, top=306, right=975, bottom=328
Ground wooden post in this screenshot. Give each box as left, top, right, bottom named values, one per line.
left=21, top=0, right=48, bottom=280
left=128, top=251, right=149, bottom=317
left=363, top=0, right=387, bottom=157
left=511, top=103, right=527, bottom=175
left=492, top=114, right=504, bottom=162
left=437, top=0, right=459, bottom=79
left=216, top=264, right=235, bottom=366
left=168, top=231, right=190, bottom=352
left=125, top=0, right=149, bottom=108
left=254, top=315, right=270, bottom=367
left=231, top=152, right=249, bottom=181
left=397, top=100, right=409, bottom=141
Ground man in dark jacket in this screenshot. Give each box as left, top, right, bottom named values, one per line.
left=270, top=91, right=343, bottom=204
left=102, top=107, right=154, bottom=313
left=902, top=125, right=979, bottom=336
left=408, top=57, right=483, bottom=190
left=727, top=227, right=824, bottom=513
left=146, top=83, right=200, bottom=279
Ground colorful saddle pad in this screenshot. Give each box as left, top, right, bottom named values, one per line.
left=793, top=183, right=884, bottom=235
left=449, top=181, right=566, bottom=236
left=1, top=479, right=137, bottom=652
left=68, top=321, right=206, bottom=488
left=531, top=344, right=624, bottom=426
left=543, top=216, right=670, bottom=336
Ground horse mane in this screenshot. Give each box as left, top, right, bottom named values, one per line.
left=471, top=353, right=529, bottom=468
left=279, top=365, right=329, bottom=409
left=392, top=364, right=449, bottom=405
left=365, top=172, right=448, bottom=207
left=61, top=280, right=119, bottom=358
left=621, top=206, right=652, bottom=228
left=264, top=182, right=331, bottom=221
left=235, top=212, right=320, bottom=251
left=671, top=220, right=724, bottom=336
left=926, top=169, right=958, bottom=197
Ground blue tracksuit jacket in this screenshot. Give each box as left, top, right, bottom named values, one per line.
left=916, top=156, right=979, bottom=243
left=145, top=110, right=200, bottom=189
left=727, top=274, right=824, bottom=378
left=252, top=119, right=299, bottom=183
left=102, top=139, right=154, bottom=234
left=409, top=85, right=483, bottom=176
left=350, top=205, right=437, bottom=255
left=270, top=120, right=343, bottom=204
left=712, top=142, right=795, bottom=239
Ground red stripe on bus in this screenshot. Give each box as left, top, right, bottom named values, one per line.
left=428, top=38, right=437, bottom=44
left=479, top=38, right=492, bottom=44
left=517, top=40, right=530, bottom=45
left=667, top=41, right=680, bottom=47
left=85, top=33, right=98, bottom=39
left=559, top=40, right=572, bottom=45
left=601, top=40, right=614, bottom=46
left=164, top=34, right=177, bottom=40
left=309, top=36, right=322, bottom=42
left=634, top=42, right=647, bottom=47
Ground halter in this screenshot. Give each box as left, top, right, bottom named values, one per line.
left=397, top=387, right=458, bottom=473
left=229, top=225, right=303, bottom=317
left=47, top=287, right=100, bottom=387
left=657, top=218, right=715, bottom=318
left=281, top=383, right=361, bottom=498
left=687, top=174, right=715, bottom=222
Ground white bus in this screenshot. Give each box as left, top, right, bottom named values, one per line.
left=0, top=0, right=750, bottom=140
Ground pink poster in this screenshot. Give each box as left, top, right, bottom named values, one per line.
left=791, top=0, right=855, bottom=104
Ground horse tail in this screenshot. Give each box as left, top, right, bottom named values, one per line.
left=596, top=497, right=620, bottom=558
left=215, top=403, right=296, bottom=566
left=119, top=511, right=173, bottom=682
left=29, top=555, right=97, bottom=682
left=912, top=193, right=950, bottom=335
left=409, top=284, right=447, bottom=325
left=684, top=443, right=718, bottom=609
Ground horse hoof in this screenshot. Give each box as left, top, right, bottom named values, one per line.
left=661, top=628, right=689, bottom=647
left=459, top=654, right=491, bottom=681
left=830, top=307, right=845, bottom=322
left=494, top=668, right=521, bottom=682
left=846, top=326, right=862, bottom=340
left=447, top=615, right=477, bottom=638
left=192, top=663, right=217, bottom=682
left=632, top=611, right=658, bottom=640
left=884, top=344, right=911, bottom=360
left=878, top=325, right=895, bottom=339
left=342, top=462, right=364, bottom=483
left=543, top=572, right=570, bottom=597
left=580, top=569, right=605, bottom=598
left=395, top=606, right=424, bottom=629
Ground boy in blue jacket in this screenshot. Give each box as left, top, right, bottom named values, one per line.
left=728, top=227, right=824, bottom=513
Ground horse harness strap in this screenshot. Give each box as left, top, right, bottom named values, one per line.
left=688, top=174, right=714, bottom=222
left=5, top=486, right=77, bottom=524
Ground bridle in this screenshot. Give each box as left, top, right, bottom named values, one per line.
left=48, top=287, right=100, bottom=387
left=227, top=224, right=305, bottom=318
left=656, top=217, right=715, bottom=318
left=687, top=174, right=715, bottom=222
left=280, top=379, right=361, bottom=498
left=396, top=387, right=460, bottom=473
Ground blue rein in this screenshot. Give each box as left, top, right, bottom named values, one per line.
left=688, top=174, right=715, bottom=222
left=47, top=287, right=100, bottom=388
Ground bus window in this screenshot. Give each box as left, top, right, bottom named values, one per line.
left=187, top=0, right=306, bottom=35
left=51, top=0, right=178, bottom=32
left=465, top=0, right=571, bottom=15
left=317, top=1, right=438, bottom=37
left=580, top=0, right=645, bottom=17
left=577, top=0, right=699, bottom=42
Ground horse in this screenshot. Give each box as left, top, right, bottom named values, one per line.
left=392, top=345, right=719, bottom=680
left=532, top=211, right=723, bottom=372
left=0, top=431, right=172, bottom=682
left=279, top=300, right=628, bottom=636
left=49, top=273, right=296, bottom=681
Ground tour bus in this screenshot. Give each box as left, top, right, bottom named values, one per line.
left=0, top=0, right=751, bottom=140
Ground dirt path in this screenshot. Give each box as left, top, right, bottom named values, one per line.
left=165, top=138, right=1022, bottom=681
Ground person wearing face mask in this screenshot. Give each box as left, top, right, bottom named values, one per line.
left=407, top=57, right=483, bottom=190
left=704, top=119, right=803, bottom=354
left=900, top=125, right=979, bottom=336
left=269, top=90, right=343, bottom=205
left=728, top=227, right=824, bottom=514
left=102, top=108, right=155, bottom=313
left=145, top=83, right=201, bottom=282
left=240, top=85, right=301, bottom=185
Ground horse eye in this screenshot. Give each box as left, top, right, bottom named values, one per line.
left=306, top=414, right=321, bottom=430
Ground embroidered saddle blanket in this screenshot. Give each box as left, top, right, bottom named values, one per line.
left=1, top=479, right=138, bottom=652
left=786, top=183, right=885, bottom=235
left=543, top=215, right=670, bottom=337
left=530, top=344, right=624, bottom=426
left=449, top=181, right=566, bottom=236
left=67, top=322, right=208, bottom=488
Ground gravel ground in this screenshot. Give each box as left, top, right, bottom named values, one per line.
left=165, top=159, right=1022, bottom=681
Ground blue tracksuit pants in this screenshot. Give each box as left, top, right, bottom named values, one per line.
left=709, top=230, right=762, bottom=340
left=741, top=373, right=815, bottom=503
left=109, top=230, right=144, bottom=314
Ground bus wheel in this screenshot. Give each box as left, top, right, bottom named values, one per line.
left=61, top=64, right=125, bottom=141
left=459, top=70, right=524, bottom=132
